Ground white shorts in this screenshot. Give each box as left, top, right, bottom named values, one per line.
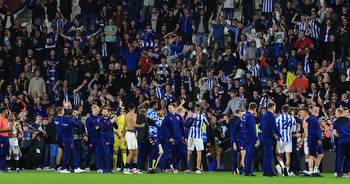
left=125, top=131, right=138, bottom=150
left=276, top=141, right=292, bottom=153
left=7, top=138, right=20, bottom=160
left=304, top=139, right=309, bottom=155
left=187, top=137, right=204, bottom=151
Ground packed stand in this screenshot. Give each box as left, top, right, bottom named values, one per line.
left=0, top=0, right=349, bottom=177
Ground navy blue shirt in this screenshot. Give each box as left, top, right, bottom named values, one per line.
left=61, top=116, right=80, bottom=139
left=229, top=116, right=241, bottom=144
left=242, top=112, right=257, bottom=144
left=212, top=23, right=225, bottom=41
left=54, top=115, right=65, bottom=142
left=260, top=111, right=278, bottom=142
left=162, top=113, right=185, bottom=144
left=333, top=117, right=350, bottom=144
left=98, top=117, right=117, bottom=144
left=86, top=114, right=101, bottom=139
left=306, top=115, right=322, bottom=141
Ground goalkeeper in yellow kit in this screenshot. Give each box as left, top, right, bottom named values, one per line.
left=113, top=105, right=127, bottom=171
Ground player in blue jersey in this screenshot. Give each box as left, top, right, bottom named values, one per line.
left=146, top=101, right=160, bottom=172
left=229, top=109, right=244, bottom=175
left=85, top=105, right=103, bottom=173
left=147, top=102, right=164, bottom=173
left=60, top=110, right=81, bottom=173
left=159, top=103, right=185, bottom=174
left=72, top=110, right=85, bottom=173
left=176, top=106, right=189, bottom=173
left=187, top=104, right=208, bottom=174
left=54, top=107, right=65, bottom=171
left=260, top=102, right=279, bottom=176
left=242, top=102, right=259, bottom=176
left=300, top=107, right=323, bottom=176
left=333, top=108, right=350, bottom=177
left=275, top=105, right=296, bottom=176
left=98, top=107, right=118, bottom=173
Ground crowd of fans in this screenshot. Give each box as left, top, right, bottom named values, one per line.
left=0, top=0, right=349, bottom=173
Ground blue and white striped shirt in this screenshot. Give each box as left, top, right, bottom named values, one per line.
left=147, top=108, right=162, bottom=137
left=260, top=96, right=268, bottom=108
left=262, top=0, right=274, bottom=13
left=296, top=21, right=308, bottom=34
left=248, top=64, right=260, bottom=78
left=307, top=19, right=320, bottom=39
left=188, top=113, right=208, bottom=139
left=155, top=85, right=164, bottom=99
left=205, top=77, right=214, bottom=91
left=276, top=113, right=296, bottom=142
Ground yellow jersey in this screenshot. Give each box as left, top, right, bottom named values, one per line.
left=114, top=114, right=127, bottom=150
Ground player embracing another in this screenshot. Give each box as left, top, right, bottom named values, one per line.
left=123, top=103, right=145, bottom=174
left=146, top=101, right=162, bottom=173
left=85, top=105, right=103, bottom=173
left=299, top=107, right=323, bottom=176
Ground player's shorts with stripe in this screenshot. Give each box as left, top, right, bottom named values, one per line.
left=237, top=140, right=245, bottom=151
left=276, top=141, right=292, bottom=153
left=187, top=137, right=204, bottom=151
left=125, top=131, right=138, bottom=150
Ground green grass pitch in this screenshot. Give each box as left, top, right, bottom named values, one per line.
left=1, top=172, right=349, bottom=184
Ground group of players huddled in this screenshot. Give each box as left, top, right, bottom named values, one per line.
left=0, top=100, right=350, bottom=177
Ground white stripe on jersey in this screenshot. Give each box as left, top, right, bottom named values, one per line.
left=276, top=114, right=296, bottom=142
left=262, top=0, right=273, bottom=13
left=189, top=113, right=208, bottom=139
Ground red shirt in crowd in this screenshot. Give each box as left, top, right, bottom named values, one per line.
left=0, top=115, right=9, bottom=137
left=294, top=38, right=314, bottom=56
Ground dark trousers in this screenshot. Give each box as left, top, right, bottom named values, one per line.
left=159, top=141, right=170, bottom=170
left=148, top=138, right=159, bottom=169
left=73, top=140, right=81, bottom=169
left=137, top=142, right=150, bottom=170
left=179, top=143, right=188, bottom=171
left=336, top=142, right=350, bottom=176
left=170, top=143, right=181, bottom=170
left=101, top=139, right=114, bottom=172
left=262, top=140, right=274, bottom=175
left=31, top=140, right=44, bottom=169
left=61, top=138, right=74, bottom=170
left=86, top=138, right=103, bottom=170
left=231, top=149, right=238, bottom=171
left=43, top=144, right=50, bottom=167
left=291, top=138, right=301, bottom=173
left=0, top=136, right=9, bottom=171
left=244, top=143, right=255, bottom=175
